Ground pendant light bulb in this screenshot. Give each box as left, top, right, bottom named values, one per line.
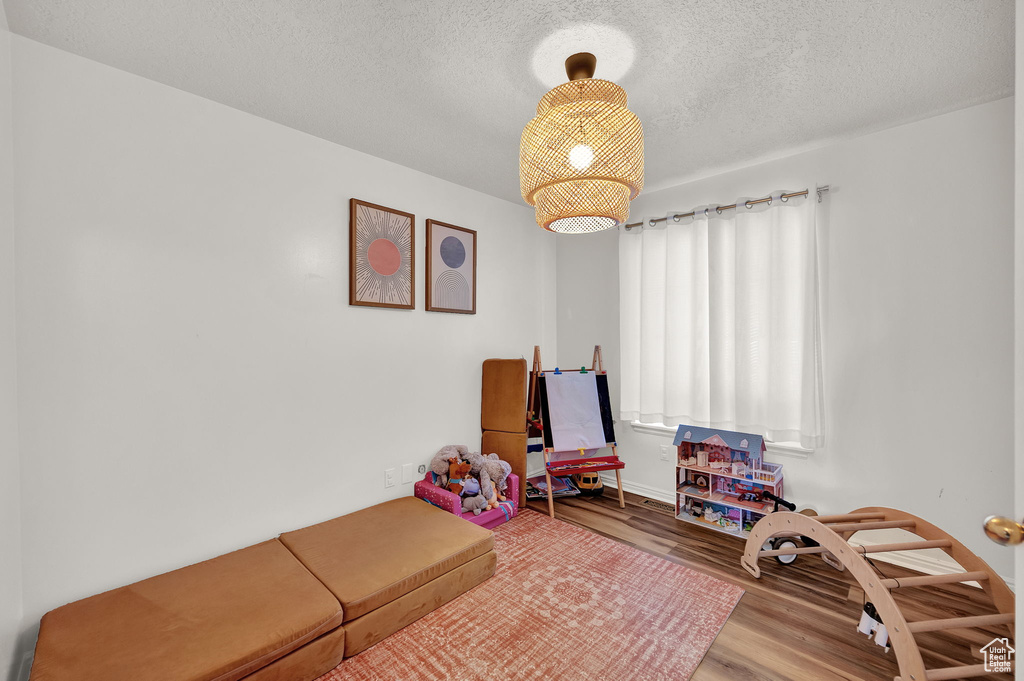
left=569, top=144, right=594, bottom=171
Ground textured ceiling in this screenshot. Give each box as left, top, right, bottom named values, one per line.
left=3, top=0, right=1014, bottom=205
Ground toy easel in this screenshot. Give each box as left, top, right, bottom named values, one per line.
left=528, top=345, right=625, bottom=518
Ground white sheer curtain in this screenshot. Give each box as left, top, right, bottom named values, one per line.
left=619, top=190, right=824, bottom=449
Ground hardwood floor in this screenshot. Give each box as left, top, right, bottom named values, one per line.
left=525, top=489, right=1014, bottom=681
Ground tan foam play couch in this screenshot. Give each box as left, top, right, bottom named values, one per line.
left=29, top=497, right=496, bottom=681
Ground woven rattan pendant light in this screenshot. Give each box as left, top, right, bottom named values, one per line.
left=520, top=52, right=644, bottom=233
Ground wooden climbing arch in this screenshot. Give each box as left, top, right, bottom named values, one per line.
left=742, top=507, right=1015, bottom=681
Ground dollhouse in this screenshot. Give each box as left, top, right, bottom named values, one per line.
left=674, top=425, right=785, bottom=538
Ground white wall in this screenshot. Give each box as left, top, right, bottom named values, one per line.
left=557, top=97, right=1016, bottom=579
left=11, top=35, right=555, bottom=630
left=0, top=19, right=25, bottom=681
left=1014, top=7, right=1022, bottom=676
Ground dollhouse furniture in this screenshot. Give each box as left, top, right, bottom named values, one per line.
left=528, top=345, right=625, bottom=518
left=414, top=473, right=520, bottom=529
left=30, top=497, right=495, bottom=681
left=742, top=507, right=1015, bottom=681
left=674, top=425, right=785, bottom=538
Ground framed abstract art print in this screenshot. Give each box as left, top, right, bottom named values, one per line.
left=349, top=199, right=415, bottom=309
left=425, top=220, right=476, bottom=314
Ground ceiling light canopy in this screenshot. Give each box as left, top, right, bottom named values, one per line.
left=520, top=52, right=644, bottom=234
left=530, top=25, right=636, bottom=88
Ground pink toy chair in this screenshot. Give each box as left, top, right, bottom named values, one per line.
left=414, top=474, right=519, bottom=530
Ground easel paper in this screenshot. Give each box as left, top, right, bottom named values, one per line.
left=546, top=372, right=606, bottom=452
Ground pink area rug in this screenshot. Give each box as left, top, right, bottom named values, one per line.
left=317, top=509, right=743, bottom=681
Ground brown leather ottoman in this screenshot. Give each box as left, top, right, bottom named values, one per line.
left=280, top=496, right=496, bottom=657
left=30, top=539, right=345, bottom=681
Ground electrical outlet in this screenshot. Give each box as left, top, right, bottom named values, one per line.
left=418, top=464, right=426, bottom=475
left=385, top=468, right=396, bottom=488
left=401, top=463, right=414, bottom=484
left=660, top=445, right=670, bottom=461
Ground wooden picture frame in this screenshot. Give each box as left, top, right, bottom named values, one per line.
left=425, top=220, right=476, bottom=314
left=349, top=199, right=415, bottom=309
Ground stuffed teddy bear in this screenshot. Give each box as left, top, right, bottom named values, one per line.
left=461, top=493, right=488, bottom=516
left=483, top=480, right=500, bottom=510
left=477, top=468, right=496, bottom=507
left=430, top=445, right=469, bottom=487
left=494, top=460, right=512, bottom=500
left=480, top=453, right=512, bottom=500
left=461, top=476, right=481, bottom=497
left=446, top=459, right=472, bottom=496
left=461, top=450, right=494, bottom=503
left=461, top=451, right=487, bottom=477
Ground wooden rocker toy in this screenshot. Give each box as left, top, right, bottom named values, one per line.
left=741, top=507, right=1015, bottom=681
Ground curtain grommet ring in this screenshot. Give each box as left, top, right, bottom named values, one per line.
left=781, top=195, right=789, bottom=203
left=744, top=201, right=753, bottom=209
left=703, top=208, right=710, bottom=217
left=648, top=218, right=658, bottom=227
left=715, top=206, right=723, bottom=215
left=767, top=196, right=773, bottom=205
left=672, top=214, right=680, bottom=222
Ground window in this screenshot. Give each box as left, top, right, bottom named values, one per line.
left=619, top=190, right=824, bottom=449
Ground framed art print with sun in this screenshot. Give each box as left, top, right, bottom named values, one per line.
left=426, top=220, right=476, bottom=314
left=350, top=199, right=415, bottom=309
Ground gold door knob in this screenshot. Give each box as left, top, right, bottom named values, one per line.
left=983, top=515, right=1024, bottom=546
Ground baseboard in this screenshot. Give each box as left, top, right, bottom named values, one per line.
left=15, top=651, right=33, bottom=681
left=848, top=537, right=1015, bottom=592
left=599, top=474, right=675, bottom=505
left=848, top=536, right=965, bottom=579
left=529, top=470, right=677, bottom=506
